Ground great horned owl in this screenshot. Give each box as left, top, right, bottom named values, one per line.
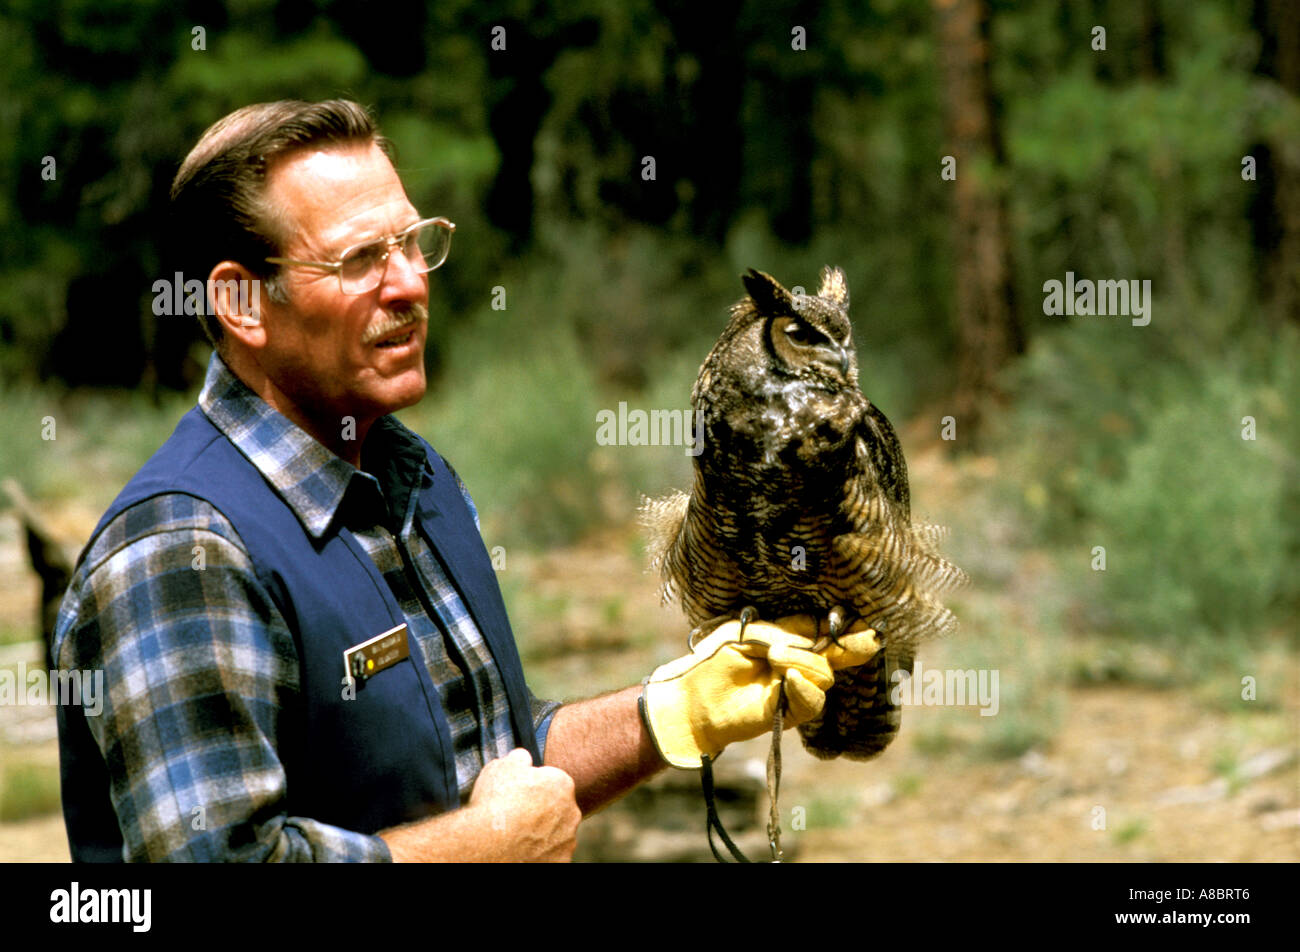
left=641, top=266, right=965, bottom=760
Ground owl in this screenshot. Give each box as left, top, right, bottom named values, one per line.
left=641, top=266, right=965, bottom=760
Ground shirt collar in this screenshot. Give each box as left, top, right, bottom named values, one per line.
left=197, top=352, right=432, bottom=539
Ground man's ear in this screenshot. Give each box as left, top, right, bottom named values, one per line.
left=207, top=261, right=267, bottom=347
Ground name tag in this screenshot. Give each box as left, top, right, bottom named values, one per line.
left=343, top=624, right=410, bottom=683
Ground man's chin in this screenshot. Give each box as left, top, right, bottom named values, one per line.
left=375, top=368, right=427, bottom=415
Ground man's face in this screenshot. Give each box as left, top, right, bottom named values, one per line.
left=256, top=141, right=430, bottom=428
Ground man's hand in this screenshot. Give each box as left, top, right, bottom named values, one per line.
left=467, top=748, right=581, bottom=862
left=379, top=749, right=580, bottom=862
left=640, top=614, right=881, bottom=769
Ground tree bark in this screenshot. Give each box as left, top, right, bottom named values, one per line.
left=932, top=0, right=1023, bottom=438
left=1251, top=0, right=1300, bottom=326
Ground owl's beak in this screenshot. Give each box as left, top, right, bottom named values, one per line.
left=837, top=346, right=852, bottom=379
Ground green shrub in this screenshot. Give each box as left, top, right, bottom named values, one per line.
left=1088, top=382, right=1290, bottom=642
left=996, top=311, right=1298, bottom=656
left=0, top=761, right=62, bottom=822
left=401, top=312, right=606, bottom=550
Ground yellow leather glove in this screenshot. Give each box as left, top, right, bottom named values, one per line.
left=640, top=615, right=882, bottom=769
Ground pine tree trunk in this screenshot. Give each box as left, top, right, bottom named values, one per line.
left=1252, top=0, right=1300, bottom=326
left=932, top=0, right=1023, bottom=438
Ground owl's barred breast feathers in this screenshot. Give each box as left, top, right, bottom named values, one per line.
left=640, top=265, right=967, bottom=760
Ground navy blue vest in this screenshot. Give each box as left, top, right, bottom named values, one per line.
left=58, top=406, right=539, bottom=862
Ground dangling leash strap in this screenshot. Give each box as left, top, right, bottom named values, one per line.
left=701, top=680, right=788, bottom=864
left=766, top=684, right=785, bottom=862
left=701, top=753, right=752, bottom=863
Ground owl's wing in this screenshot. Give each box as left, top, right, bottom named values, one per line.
left=858, top=401, right=910, bottom=520
left=799, top=405, right=966, bottom=761
left=840, top=407, right=966, bottom=639
left=638, top=489, right=745, bottom=627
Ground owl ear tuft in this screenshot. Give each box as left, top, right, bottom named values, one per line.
left=818, top=266, right=850, bottom=309
left=742, top=269, right=794, bottom=314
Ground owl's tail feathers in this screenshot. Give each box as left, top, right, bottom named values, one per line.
left=637, top=491, right=691, bottom=603
left=798, top=648, right=910, bottom=760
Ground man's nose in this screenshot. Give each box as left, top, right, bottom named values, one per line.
left=377, top=246, right=427, bottom=306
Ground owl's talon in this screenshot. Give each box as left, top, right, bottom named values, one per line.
left=687, top=607, right=761, bottom=649
left=736, top=606, right=759, bottom=642
left=814, top=605, right=861, bottom=652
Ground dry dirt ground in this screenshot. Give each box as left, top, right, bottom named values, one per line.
left=2, top=452, right=1296, bottom=863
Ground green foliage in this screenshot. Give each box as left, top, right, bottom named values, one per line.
left=0, top=383, right=69, bottom=499
left=978, top=707, right=1058, bottom=761
left=0, top=381, right=194, bottom=507
left=803, top=793, right=857, bottom=830
left=1211, top=746, right=1245, bottom=794
left=973, top=657, right=1063, bottom=762
left=915, top=579, right=1068, bottom=761
left=532, top=219, right=729, bottom=388
left=397, top=272, right=607, bottom=548
left=0, top=761, right=62, bottom=822
left=1112, top=817, right=1148, bottom=845
left=912, top=726, right=958, bottom=758
left=1066, top=639, right=1179, bottom=689
left=1090, top=382, right=1291, bottom=641
left=0, top=623, right=34, bottom=649
left=892, top=772, right=923, bottom=798
left=998, top=314, right=1299, bottom=658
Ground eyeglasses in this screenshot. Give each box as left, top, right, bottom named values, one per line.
left=265, top=216, right=455, bottom=295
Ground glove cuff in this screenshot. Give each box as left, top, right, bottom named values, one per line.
left=639, top=679, right=713, bottom=770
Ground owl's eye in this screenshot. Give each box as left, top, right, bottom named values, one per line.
left=783, top=320, right=825, bottom=346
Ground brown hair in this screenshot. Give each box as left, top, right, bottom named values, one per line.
left=169, top=99, right=391, bottom=345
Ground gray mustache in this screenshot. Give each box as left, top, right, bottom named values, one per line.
left=362, top=303, right=428, bottom=345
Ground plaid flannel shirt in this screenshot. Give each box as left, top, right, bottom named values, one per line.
left=53, top=354, right=559, bottom=862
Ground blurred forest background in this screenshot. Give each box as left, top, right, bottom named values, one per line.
left=0, top=0, right=1296, bottom=861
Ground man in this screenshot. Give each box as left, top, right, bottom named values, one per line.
left=53, top=99, right=878, bottom=862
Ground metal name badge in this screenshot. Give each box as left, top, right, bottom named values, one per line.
left=343, top=624, right=410, bottom=683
